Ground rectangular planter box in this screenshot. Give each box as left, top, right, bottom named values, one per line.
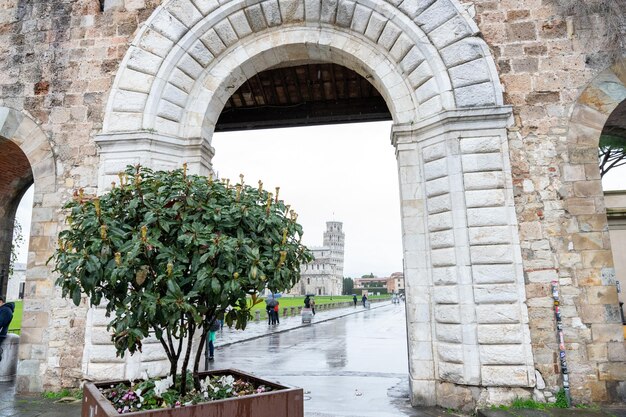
left=81, top=368, right=303, bottom=417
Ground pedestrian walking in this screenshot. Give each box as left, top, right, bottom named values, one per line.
left=361, top=294, right=367, bottom=307
left=353, top=295, right=357, bottom=307
left=273, top=302, right=280, bottom=324
left=266, top=304, right=273, bottom=325
left=207, top=317, right=220, bottom=362
left=310, top=297, right=316, bottom=315
left=0, top=295, right=15, bottom=362
left=304, top=295, right=311, bottom=308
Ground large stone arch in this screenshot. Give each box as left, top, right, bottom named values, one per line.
left=96, top=0, right=535, bottom=408
left=557, top=62, right=626, bottom=400
left=0, top=107, right=62, bottom=392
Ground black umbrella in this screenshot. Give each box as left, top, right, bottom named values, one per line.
left=265, top=297, right=278, bottom=307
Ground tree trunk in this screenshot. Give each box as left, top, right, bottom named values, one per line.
left=179, top=320, right=196, bottom=396
left=193, top=324, right=210, bottom=390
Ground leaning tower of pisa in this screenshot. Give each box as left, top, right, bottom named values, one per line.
left=323, top=221, right=345, bottom=282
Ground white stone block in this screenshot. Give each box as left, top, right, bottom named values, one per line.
left=438, top=343, right=463, bottom=363
left=433, top=285, right=459, bottom=304
left=229, top=10, right=253, bottom=38
left=431, top=247, right=456, bottom=267
left=378, top=21, right=401, bottom=51
left=188, top=39, right=214, bottom=67
left=408, top=61, right=433, bottom=89
left=435, top=304, right=461, bottom=326
left=414, top=0, right=457, bottom=33
left=87, top=363, right=125, bottom=381
left=438, top=362, right=465, bottom=383
left=436, top=323, right=463, bottom=343
left=461, top=153, right=503, bottom=173
left=464, top=172, right=505, bottom=190
left=465, top=189, right=506, bottom=208
left=477, top=324, right=524, bottom=344
left=419, top=95, right=443, bottom=117
left=127, top=47, right=163, bottom=75
left=245, top=4, right=268, bottom=32
left=200, top=28, right=226, bottom=56
left=398, top=0, right=433, bottom=18
left=166, top=0, right=204, bottom=28
left=480, top=345, right=526, bottom=365
left=214, top=19, right=239, bottom=47
left=432, top=267, right=458, bottom=285
left=162, top=84, right=188, bottom=108
left=424, top=157, right=448, bottom=181
left=455, top=81, right=497, bottom=107
left=470, top=245, right=514, bottom=264
left=415, top=77, right=439, bottom=103
left=422, top=141, right=446, bottom=162
left=460, top=136, right=501, bottom=154
left=390, top=33, right=413, bottom=62
left=191, top=0, right=219, bottom=16
left=430, top=230, right=455, bottom=249
left=139, top=28, right=175, bottom=58
left=350, top=4, right=370, bottom=33
left=428, top=211, right=453, bottom=232
left=466, top=207, right=509, bottom=227
left=118, top=68, right=155, bottom=94
left=262, top=0, right=283, bottom=26
left=88, top=345, right=125, bottom=363
left=482, top=365, right=531, bottom=387
left=427, top=193, right=451, bottom=214
left=425, top=177, right=450, bottom=197
left=335, top=0, right=355, bottom=27
left=476, top=304, right=521, bottom=324
left=177, top=53, right=204, bottom=79
left=468, top=226, right=511, bottom=245
left=440, top=37, right=485, bottom=67
left=150, top=9, right=188, bottom=42
left=429, top=15, right=473, bottom=49
left=473, top=284, right=519, bottom=304
left=157, top=99, right=183, bottom=122
left=168, top=68, right=195, bottom=93
left=364, top=11, right=386, bottom=42
left=106, top=112, right=143, bottom=132
left=449, top=59, right=490, bottom=88
left=112, top=90, right=147, bottom=113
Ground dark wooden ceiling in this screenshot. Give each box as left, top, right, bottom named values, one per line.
left=215, top=63, right=392, bottom=131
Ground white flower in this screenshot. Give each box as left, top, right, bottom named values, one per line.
left=153, top=376, right=174, bottom=397
left=219, top=375, right=235, bottom=387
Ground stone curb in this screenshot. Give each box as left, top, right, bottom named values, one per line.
left=217, top=301, right=393, bottom=348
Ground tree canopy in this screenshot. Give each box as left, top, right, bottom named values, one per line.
left=599, top=133, right=626, bottom=177
left=50, top=165, right=312, bottom=394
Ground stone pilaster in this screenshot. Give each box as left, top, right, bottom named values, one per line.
left=394, top=106, right=535, bottom=409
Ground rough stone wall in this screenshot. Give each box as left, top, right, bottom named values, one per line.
left=473, top=0, right=625, bottom=403
left=0, top=0, right=163, bottom=391
left=0, top=0, right=622, bottom=404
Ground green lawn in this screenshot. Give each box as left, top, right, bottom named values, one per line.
left=8, top=300, right=22, bottom=334
left=248, top=294, right=390, bottom=319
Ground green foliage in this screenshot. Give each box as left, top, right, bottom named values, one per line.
left=9, top=220, right=24, bottom=277
left=554, top=389, right=569, bottom=408
left=42, top=389, right=82, bottom=400
left=511, top=398, right=549, bottom=410
left=342, top=278, right=354, bottom=295
left=49, top=165, right=312, bottom=395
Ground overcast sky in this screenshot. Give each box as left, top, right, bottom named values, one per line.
left=14, top=122, right=626, bottom=278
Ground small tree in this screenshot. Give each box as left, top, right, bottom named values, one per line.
left=50, top=165, right=312, bottom=395
left=10, top=220, right=24, bottom=277
left=342, top=278, right=354, bottom=295
left=599, top=133, right=626, bottom=177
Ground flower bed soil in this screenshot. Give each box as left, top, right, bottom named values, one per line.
left=81, top=369, right=303, bottom=417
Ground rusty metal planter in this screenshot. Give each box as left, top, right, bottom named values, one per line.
left=81, top=369, right=303, bottom=417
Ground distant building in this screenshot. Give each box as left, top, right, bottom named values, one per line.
left=353, top=272, right=405, bottom=295
left=7, top=262, right=26, bottom=301
left=386, top=272, right=405, bottom=294
left=291, top=221, right=344, bottom=296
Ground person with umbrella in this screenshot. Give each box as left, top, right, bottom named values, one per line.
left=353, top=294, right=357, bottom=307
left=266, top=296, right=278, bottom=325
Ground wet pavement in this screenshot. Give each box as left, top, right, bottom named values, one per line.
left=207, top=302, right=419, bottom=417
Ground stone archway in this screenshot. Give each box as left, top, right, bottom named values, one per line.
left=97, top=0, right=535, bottom=407
left=0, top=107, right=63, bottom=392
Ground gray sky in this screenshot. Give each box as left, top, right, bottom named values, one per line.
left=14, top=124, right=626, bottom=278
